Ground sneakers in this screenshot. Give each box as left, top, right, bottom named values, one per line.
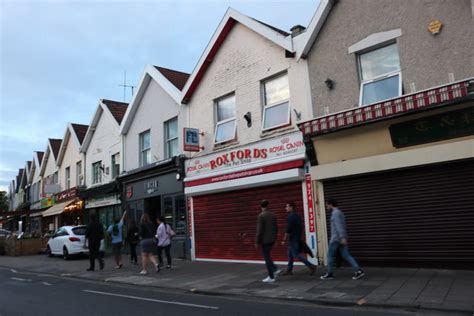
left=262, top=276, right=275, bottom=283
left=139, top=270, right=148, bottom=275
left=274, top=268, right=282, bottom=277
left=352, top=270, right=365, bottom=280
left=320, top=273, right=334, bottom=280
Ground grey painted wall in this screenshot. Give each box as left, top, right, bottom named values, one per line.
left=306, top=0, right=474, bottom=117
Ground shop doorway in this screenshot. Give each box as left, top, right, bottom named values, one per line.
left=145, top=196, right=161, bottom=225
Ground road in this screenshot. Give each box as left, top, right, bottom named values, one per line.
left=0, top=268, right=458, bottom=316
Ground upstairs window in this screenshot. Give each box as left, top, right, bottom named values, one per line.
left=359, top=43, right=401, bottom=105
left=165, top=117, right=179, bottom=158
left=53, top=171, right=59, bottom=184
left=140, top=130, right=151, bottom=166
left=76, top=161, right=82, bottom=185
left=262, top=74, right=290, bottom=130
left=65, top=167, right=70, bottom=189
left=111, top=153, right=120, bottom=179
left=92, top=161, right=102, bottom=184
left=214, top=94, right=236, bottom=144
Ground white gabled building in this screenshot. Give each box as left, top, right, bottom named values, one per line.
left=119, top=65, right=190, bottom=258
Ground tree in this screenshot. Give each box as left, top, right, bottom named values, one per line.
left=0, top=191, right=8, bottom=212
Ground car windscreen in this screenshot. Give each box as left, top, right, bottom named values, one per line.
left=72, top=227, right=87, bottom=236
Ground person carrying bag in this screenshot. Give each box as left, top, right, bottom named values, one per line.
left=155, top=216, right=175, bottom=269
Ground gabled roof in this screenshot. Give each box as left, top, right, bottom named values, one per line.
left=81, top=99, right=128, bottom=153
left=71, top=123, right=89, bottom=145
left=35, top=151, right=44, bottom=170
left=154, top=66, right=190, bottom=91
left=39, top=139, right=61, bottom=177
left=181, top=7, right=293, bottom=104
left=294, top=0, right=336, bottom=60
left=120, top=65, right=189, bottom=135
left=102, top=99, right=128, bottom=125
left=49, top=139, right=62, bottom=161
left=24, top=161, right=32, bottom=183
left=15, top=169, right=24, bottom=193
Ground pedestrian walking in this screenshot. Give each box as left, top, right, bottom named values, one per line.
left=255, top=199, right=280, bottom=283
left=107, top=210, right=127, bottom=269
left=84, top=215, right=104, bottom=271
left=138, top=213, right=160, bottom=275
left=126, top=219, right=139, bottom=265
left=281, top=201, right=316, bottom=276
left=155, top=216, right=175, bottom=269
left=320, top=198, right=365, bottom=280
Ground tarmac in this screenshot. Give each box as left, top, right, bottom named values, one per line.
left=1, top=254, right=473, bottom=314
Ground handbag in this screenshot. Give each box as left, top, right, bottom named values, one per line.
left=167, top=224, right=176, bottom=238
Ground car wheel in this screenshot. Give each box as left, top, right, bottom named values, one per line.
left=63, top=247, right=70, bottom=260
left=47, top=246, right=53, bottom=257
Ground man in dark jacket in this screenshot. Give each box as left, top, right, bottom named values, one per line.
left=281, top=201, right=316, bottom=275
left=85, top=215, right=104, bottom=271
left=255, top=200, right=280, bottom=283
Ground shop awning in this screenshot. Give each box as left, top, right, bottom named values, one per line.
left=41, top=200, right=72, bottom=217
left=30, top=211, right=44, bottom=217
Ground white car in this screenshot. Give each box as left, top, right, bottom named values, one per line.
left=47, top=225, right=105, bottom=260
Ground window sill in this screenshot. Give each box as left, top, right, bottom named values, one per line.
left=260, top=125, right=297, bottom=139
left=213, top=140, right=240, bottom=151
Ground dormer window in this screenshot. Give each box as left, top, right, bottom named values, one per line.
left=214, top=94, right=236, bottom=144
left=262, top=73, right=290, bottom=130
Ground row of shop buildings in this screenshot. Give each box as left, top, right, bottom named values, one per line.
left=3, top=0, right=473, bottom=268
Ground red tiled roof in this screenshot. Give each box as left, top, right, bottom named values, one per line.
left=36, top=151, right=44, bottom=166
left=154, top=66, right=190, bottom=91
left=49, top=139, right=62, bottom=161
left=71, top=123, right=89, bottom=145
left=298, top=79, right=473, bottom=137
left=102, top=99, right=129, bottom=125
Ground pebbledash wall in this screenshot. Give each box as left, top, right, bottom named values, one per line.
left=183, top=11, right=317, bottom=264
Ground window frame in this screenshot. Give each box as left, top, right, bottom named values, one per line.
left=214, top=94, right=237, bottom=145
left=139, top=130, right=151, bottom=167
left=76, top=161, right=82, bottom=185
left=261, top=73, right=291, bottom=131
left=92, top=161, right=102, bottom=185
left=164, top=117, right=179, bottom=158
left=357, top=43, right=402, bottom=106
left=111, top=153, right=120, bottom=179
left=65, top=166, right=70, bottom=189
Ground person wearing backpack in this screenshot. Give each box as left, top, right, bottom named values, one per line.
left=107, top=210, right=127, bottom=269
left=155, top=216, right=175, bottom=269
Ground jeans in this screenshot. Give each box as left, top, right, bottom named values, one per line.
left=89, top=242, right=104, bottom=270
left=129, top=243, right=138, bottom=263
left=262, top=243, right=277, bottom=278
left=327, top=241, right=360, bottom=274
left=157, top=244, right=172, bottom=266
left=287, top=239, right=313, bottom=271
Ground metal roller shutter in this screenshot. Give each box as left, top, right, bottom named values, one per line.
left=323, top=159, right=474, bottom=269
left=194, top=182, right=305, bottom=261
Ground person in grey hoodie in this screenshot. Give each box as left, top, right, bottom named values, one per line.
left=320, top=198, right=365, bottom=280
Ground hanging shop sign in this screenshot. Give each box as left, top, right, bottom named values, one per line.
left=41, top=196, right=55, bottom=208
left=183, top=128, right=200, bottom=152
left=185, top=131, right=305, bottom=178
left=305, top=174, right=316, bottom=233
left=85, top=194, right=121, bottom=209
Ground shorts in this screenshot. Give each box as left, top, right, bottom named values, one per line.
left=140, top=238, right=156, bottom=254
left=112, top=243, right=122, bottom=256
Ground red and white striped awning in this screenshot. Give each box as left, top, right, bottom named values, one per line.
left=298, top=78, right=473, bottom=137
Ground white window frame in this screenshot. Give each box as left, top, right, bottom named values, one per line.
left=214, top=94, right=237, bottom=145
left=165, top=117, right=179, bottom=158
left=139, top=130, right=151, bottom=167
left=357, top=43, right=402, bottom=106
left=111, top=153, right=120, bottom=179
left=65, top=166, right=70, bottom=189
left=92, top=161, right=102, bottom=184
left=76, top=161, right=82, bottom=185
left=261, top=73, right=291, bottom=131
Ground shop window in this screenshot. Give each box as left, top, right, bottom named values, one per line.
left=140, top=130, right=151, bottom=167
left=262, top=73, right=290, bottom=131
left=162, top=194, right=186, bottom=236
left=111, top=153, right=120, bottom=179
left=214, top=94, right=236, bottom=144
left=165, top=117, right=178, bottom=158
left=358, top=43, right=401, bottom=106
left=76, top=161, right=82, bottom=185
left=65, top=166, right=70, bottom=189
left=92, top=161, right=102, bottom=184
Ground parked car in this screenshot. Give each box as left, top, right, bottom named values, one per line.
left=0, top=229, right=12, bottom=237
left=47, top=225, right=104, bottom=260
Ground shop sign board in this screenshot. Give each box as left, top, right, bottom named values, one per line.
left=305, top=174, right=316, bottom=233
left=41, top=196, right=55, bottom=208
left=185, top=132, right=305, bottom=178
left=85, top=195, right=121, bottom=209
left=183, top=128, right=200, bottom=152
left=55, top=187, right=77, bottom=203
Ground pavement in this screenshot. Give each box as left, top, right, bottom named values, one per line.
left=1, top=255, right=473, bottom=314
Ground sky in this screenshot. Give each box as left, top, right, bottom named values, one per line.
left=0, top=0, right=319, bottom=193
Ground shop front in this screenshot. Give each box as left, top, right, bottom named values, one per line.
left=184, top=131, right=317, bottom=264
left=41, top=187, right=84, bottom=232
left=299, top=79, right=474, bottom=269
left=120, top=157, right=188, bottom=259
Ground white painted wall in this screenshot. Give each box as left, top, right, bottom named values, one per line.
left=85, top=110, right=122, bottom=187
left=123, top=79, right=185, bottom=172
left=42, top=150, right=59, bottom=194
left=58, top=132, right=83, bottom=191
left=186, top=23, right=312, bottom=155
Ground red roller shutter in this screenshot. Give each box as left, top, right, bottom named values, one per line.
left=323, top=159, right=474, bottom=269
left=193, top=182, right=305, bottom=261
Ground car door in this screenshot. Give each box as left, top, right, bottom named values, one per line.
left=51, top=228, right=67, bottom=253
left=56, top=228, right=70, bottom=253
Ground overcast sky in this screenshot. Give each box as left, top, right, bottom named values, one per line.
left=0, top=0, right=318, bottom=192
